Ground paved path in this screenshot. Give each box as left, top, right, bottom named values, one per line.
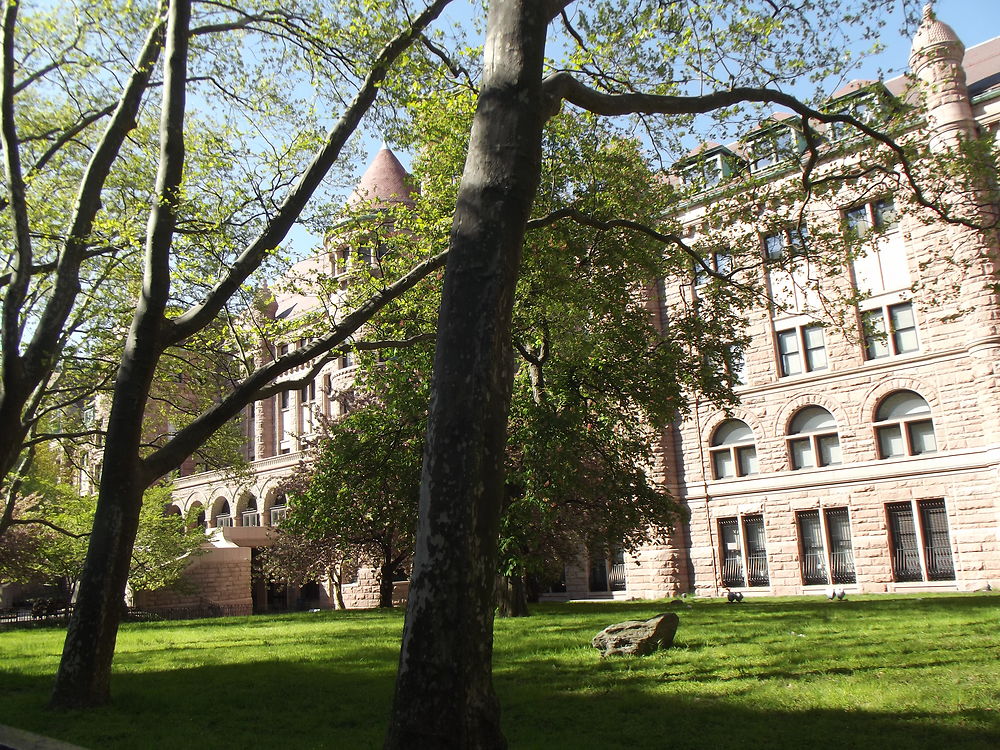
left=0, top=725, right=87, bottom=750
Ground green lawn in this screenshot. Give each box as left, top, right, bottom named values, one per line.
left=1, top=593, right=998, bottom=749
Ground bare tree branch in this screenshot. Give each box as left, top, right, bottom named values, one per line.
left=541, top=73, right=995, bottom=231
left=12, top=517, right=91, bottom=538
left=22, top=2, right=168, bottom=385
left=141, top=248, right=448, bottom=480
left=165, top=0, right=455, bottom=347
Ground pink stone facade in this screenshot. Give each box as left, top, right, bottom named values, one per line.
left=554, top=14, right=1000, bottom=601
left=158, top=14, right=1000, bottom=613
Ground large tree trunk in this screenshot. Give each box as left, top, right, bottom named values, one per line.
left=385, top=2, right=552, bottom=748
left=378, top=559, right=396, bottom=608
left=495, top=574, right=530, bottom=618
left=49, top=463, right=145, bottom=707
left=49, top=0, right=190, bottom=709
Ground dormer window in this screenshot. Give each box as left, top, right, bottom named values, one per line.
left=826, top=85, right=896, bottom=142
left=746, top=126, right=801, bottom=173
left=676, top=146, right=744, bottom=192
left=681, top=155, right=723, bottom=189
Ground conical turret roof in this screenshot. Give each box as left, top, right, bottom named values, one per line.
left=910, top=3, right=964, bottom=68
left=347, top=145, right=415, bottom=209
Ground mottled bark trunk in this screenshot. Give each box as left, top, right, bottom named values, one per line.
left=495, top=574, right=530, bottom=618
left=49, top=459, right=145, bottom=707
left=385, top=2, right=551, bottom=748
left=49, top=0, right=190, bottom=709
left=333, top=580, right=346, bottom=610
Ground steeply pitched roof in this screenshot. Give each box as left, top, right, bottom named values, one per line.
left=347, top=145, right=415, bottom=209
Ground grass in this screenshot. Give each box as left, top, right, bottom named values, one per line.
left=1, top=593, right=998, bottom=749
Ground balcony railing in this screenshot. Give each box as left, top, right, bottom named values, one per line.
left=608, top=562, right=627, bottom=592
left=925, top=544, right=955, bottom=581
left=830, top=549, right=856, bottom=584
left=746, top=551, right=769, bottom=587
left=721, top=555, right=744, bottom=587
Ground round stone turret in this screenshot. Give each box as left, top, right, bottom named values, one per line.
left=347, top=145, right=415, bottom=210
left=908, top=3, right=976, bottom=150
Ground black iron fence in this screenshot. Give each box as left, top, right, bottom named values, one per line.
left=0, top=602, right=253, bottom=631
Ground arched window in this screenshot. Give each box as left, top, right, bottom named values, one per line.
left=270, top=494, right=288, bottom=526
left=214, top=500, right=233, bottom=528
left=242, top=497, right=260, bottom=527
left=710, top=420, right=759, bottom=479
left=875, top=391, right=936, bottom=458
left=787, top=406, right=841, bottom=470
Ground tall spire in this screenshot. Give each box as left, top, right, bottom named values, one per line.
left=347, top=145, right=415, bottom=209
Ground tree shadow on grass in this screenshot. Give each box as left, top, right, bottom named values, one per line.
left=1, top=660, right=397, bottom=749
left=498, top=685, right=1000, bottom=750
left=2, top=651, right=998, bottom=750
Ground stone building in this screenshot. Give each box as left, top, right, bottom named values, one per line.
left=563, top=8, right=1000, bottom=601
left=141, top=147, right=416, bottom=614
left=153, top=10, right=1000, bottom=613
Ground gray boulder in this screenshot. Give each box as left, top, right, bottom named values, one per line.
left=591, top=612, right=679, bottom=657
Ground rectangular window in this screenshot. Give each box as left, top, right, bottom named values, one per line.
left=863, top=302, right=918, bottom=360
left=764, top=232, right=785, bottom=260
left=694, top=249, right=732, bottom=286
left=877, top=423, right=905, bottom=458
left=789, top=437, right=814, bottom=470
left=863, top=308, right=889, bottom=359
left=803, top=325, right=827, bottom=370
left=919, top=500, right=955, bottom=580
left=718, top=516, right=769, bottom=588
left=718, top=518, right=744, bottom=587
left=777, top=324, right=827, bottom=376
left=712, top=450, right=735, bottom=480
left=887, top=500, right=955, bottom=582
left=763, top=224, right=810, bottom=261
left=890, top=303, right=918, bottom=354
left=797, top=508, right=856, bottom=585
left=816, top=433, right=842, bottom=466
left=909, top=420, right=937, bottom=454
left=825, top=508, right=856, bottom=583
left=777, top=330, right=802, bottom=376
left=844, top=205, right=870, bottom=237
left=797, top=511, right=827, bottom=584
left=279, top=391, right=290, bottom=410
left=743, top=515, right=769, bottom=586
left=845, top=197, right=898, bottom=238
left=736, top=445, right=758, bottom=476
left=588, top=547, right=628, bottom=593
left=299, top=381, right=316, bottom=404
left=726, top=344, right=749, bottom=387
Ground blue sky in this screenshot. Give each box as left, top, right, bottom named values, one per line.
left=854, top=0, right=1000, bottom=80
left=303, top=1, right=1000, bottom=256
